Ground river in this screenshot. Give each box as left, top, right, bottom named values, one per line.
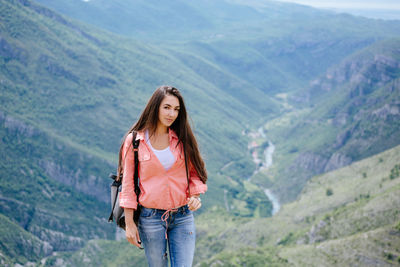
left=250, top=127, right=281, bottom=215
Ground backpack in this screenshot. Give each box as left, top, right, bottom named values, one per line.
left=108, top=132, right=141, bottom=229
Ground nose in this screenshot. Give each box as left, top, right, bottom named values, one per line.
left=169, top=109, right=177, bottom=117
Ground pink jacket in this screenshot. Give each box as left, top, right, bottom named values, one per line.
left=119, top=129, right=207, bottom=210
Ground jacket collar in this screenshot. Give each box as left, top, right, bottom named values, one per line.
left=135, top=128, right=178, bottom=142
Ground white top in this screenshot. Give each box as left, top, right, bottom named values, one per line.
left=145, top=130, right=176, bottom=171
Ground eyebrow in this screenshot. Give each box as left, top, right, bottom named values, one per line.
left=163, top=104, right=180, bottom=109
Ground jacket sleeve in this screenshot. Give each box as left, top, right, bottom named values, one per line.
left=188, top=163, right=207, bottom=196
left=119, top=133, right=138, bottom=210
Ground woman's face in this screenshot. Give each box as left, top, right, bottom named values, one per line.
left=158, top=95, right=180, bottom=128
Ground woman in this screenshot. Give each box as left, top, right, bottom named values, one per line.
left=118, top=86, right=208, bottom=267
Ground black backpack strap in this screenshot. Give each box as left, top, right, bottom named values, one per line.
left=183, top=145, right=191, bottom=197
left=108, top=132, right=140, bottom=223
left=132, top=133, right=140, bottom=204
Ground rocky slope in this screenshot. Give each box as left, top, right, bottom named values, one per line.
left=1, top=0, right=400, bottom=265
left=199, top=144, right=400, bottom=266
left=0, top=0, right=274, bottom=264
left=33, top=143, right=400, bottom=266
left=0, top=111, right=115, bottom=264
left=259, top=38, right=400, bottom=203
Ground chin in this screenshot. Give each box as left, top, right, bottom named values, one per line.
left=162, top=122, right=173, bottom=127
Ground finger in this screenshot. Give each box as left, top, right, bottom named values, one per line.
left=187, top=197, right=195, bottom=206
left=126, top=233, right=138, bottom=245
left=188, top=201, right=196, bottom=210
left=194, top=200, right=202, bottom=211
left=134, top=240, right=142, bottom=248
left=190, top=198, right=199, bottom=208
left=189, top=199, right=200, bottom=211
left=189, top=196, right=200, bottom=206
left=128, top=237, right=141, bottom=248
left=127, top=236, right=136, bottom=245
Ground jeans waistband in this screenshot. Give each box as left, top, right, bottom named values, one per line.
left=140, top=204, right=189, bottom=214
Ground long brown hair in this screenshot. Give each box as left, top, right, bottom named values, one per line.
left=117, top=85, right=207, bottom=184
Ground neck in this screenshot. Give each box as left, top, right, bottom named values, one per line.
left=155, top=124, right=168, bottom=136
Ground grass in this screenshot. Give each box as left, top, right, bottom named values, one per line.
left=248, top=38, right=400, bottom=203
left=280, top=222, right=400, bottom=267
left=50, top=144, right=400, bottom=266
left=193, top=144, right=400, bottom=265
left=2, top=0, right=400, bottom=265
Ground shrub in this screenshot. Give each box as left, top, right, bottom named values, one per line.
left=389, top=164, right=400, bottom=180
left=395, top=221, right=400, bottom=232
left=277, top=232, right=294, bottom=246
left=326, top=188, right=333, bottom=196
left=384, top=252, right=394, bottom=261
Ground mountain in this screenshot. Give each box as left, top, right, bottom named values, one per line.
left=1, top=0, right=273, bottom=210
left=32, top=142, right=400, bottom=266
left=0, top=110, right=115, bottom=265
left=253, top=37, right=400, bottom=203
left=197, top=143, right=400, bottom=266
left=0, top=0, right=274, bottom=264
left=1, top=0, right=269, bottom=156
left=32, top=0, right=400, bottom=202
left=35, top=0, right=400, bottom=93
left=1, top=0, right=400, bottom=265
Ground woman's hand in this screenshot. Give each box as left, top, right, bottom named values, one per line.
left=187, top=195, right=202, bottom=211
left=125, top=223, right=142, bottom=248
left=124, top=208, right=142, bottom=248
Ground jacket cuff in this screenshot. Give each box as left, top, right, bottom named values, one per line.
left=189, top=183, right=208, bottom=196
left=119, top=194, right=137, bottom=209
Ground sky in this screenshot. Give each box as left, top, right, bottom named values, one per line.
left=276, top=0, right=400, bottom=9
left=275, top=0, right=400, bottom=20
left=78, top=0, right=400, bottom=20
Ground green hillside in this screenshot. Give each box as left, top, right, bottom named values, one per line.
left=0, top=0, right=274, bottom=264
left=1, top=0, right=279, bottom=157
left=0, top=213, right=50, bottom=265
left=2, top=0, right=400, bottom=265
left=35, top=0, right=400, bottom=94
left=0, top=111, right=116, bottom=265
left=252, top=38, right=400, bottom=203
left=0, top=0, right=272, bottom=211
left=34, top=140, right=400, bottom=266
left=32, top=0, right=400, bottom=204
left=198, top=143, right=400, bottom=266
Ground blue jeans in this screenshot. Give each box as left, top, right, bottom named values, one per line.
left=138, top=205, right=196, bottom=267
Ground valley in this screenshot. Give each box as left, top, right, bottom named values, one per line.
left=1, top=0, right=399, bottom=266
left=38, top=142, right=400, bottom=266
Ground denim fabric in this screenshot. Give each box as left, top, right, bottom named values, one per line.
left=138, top=205, right=196, bottom=267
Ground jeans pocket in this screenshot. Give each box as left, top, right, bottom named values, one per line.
left=140, top=207, right=155, bottom=218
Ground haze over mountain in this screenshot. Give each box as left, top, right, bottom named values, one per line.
left=1, top=0, right=399, bottom=266
left=275, top=0, right=400, bottom=20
